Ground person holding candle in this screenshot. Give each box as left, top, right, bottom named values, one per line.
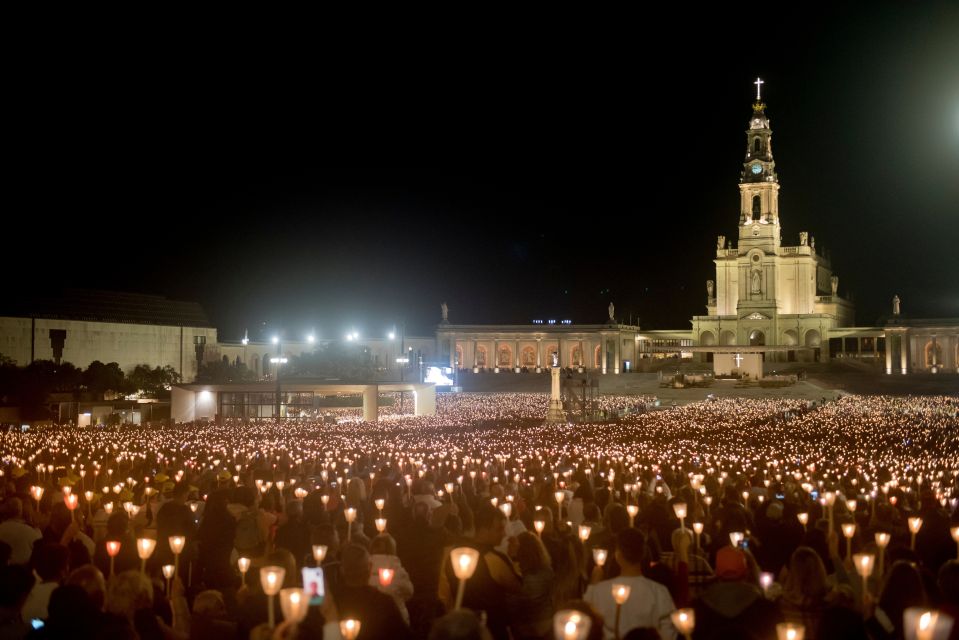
left=691, top=545, right=782, bottom=639
left=93, top=512, right=138, bottom=578
left=776, top=546, right=863, bottom=640
left=584, top=528, right=676, bottom=639
left=439, top=505, right=520, bottom=640
left=864, top=560, right=928, bottom=640
left=368, top=533, right=414, bottom=625
left=196, top=489, right=236, bottom=589
left=152, top=482, right=194, bottom=575
left=22, top=542, right=69, bottom=622
left=274, top=499, right=311, bottom=571
left=509, top=531, right=555, bottom=639
left=235, top=549, right=298, bottom=638
left=0, top=497, right=42, bottom=566
left=336, top=543, right=412, bottom=640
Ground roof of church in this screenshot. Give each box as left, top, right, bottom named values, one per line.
left=3, top=289, right=214, bottom=328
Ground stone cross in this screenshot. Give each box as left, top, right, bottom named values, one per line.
left=734, top=353, right=744, bottom=367
left=754, top=77, right=764, bottom=101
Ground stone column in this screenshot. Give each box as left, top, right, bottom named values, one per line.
left=558, top=336, right=564, bottom=368
left=449, top=333, right=456, bottom=369
left=514, top=339, right=520, bottom=370
left=536, top=339, right=542, bottom=369
left=900, top=333, right=909, bottom=375
left=472, top=339, right=478, bottom=368
left=579, top=340, right=585, bottom=368
left=614, top=334, right=621, bottom=374
left=546, top=366, right=566, bottom=423
left=601, top=335, right=607, bottom=374
left=413, top=384, right=436, bottom=416
left=363, top=385, right=378, bottom=422
left=493, top=339, right=499, bottom=372
left=885, top=333, right=893, bottom=374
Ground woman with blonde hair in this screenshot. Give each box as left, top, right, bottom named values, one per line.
left=778, top=546, right=835, bottom=640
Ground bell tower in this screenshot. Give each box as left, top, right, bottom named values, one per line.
left=738, top=78, right=781, bottom=254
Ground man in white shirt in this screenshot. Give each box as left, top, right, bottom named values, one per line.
left=584, top=528, right=676, bottom=640
left=0, top=498, right=42, bottom=565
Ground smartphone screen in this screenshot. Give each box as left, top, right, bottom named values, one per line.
left=302, top=567, right=325, bottom=606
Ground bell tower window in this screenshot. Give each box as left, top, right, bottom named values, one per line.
left=752, top=195, right=761, bottom=219
left=753, top=138, right=761, bottom=154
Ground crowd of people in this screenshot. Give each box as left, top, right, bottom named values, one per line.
left=1, top=392, right=959, bottom=639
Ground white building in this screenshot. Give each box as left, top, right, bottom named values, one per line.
left=0, top=290, right=217, bottom=381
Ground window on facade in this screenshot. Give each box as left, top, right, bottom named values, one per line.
left=753, top=137, right=761, bottom=154
left=752, top=195, right=761, bottom=218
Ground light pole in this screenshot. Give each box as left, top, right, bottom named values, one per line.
left=270, top=336, right=287, bottom=419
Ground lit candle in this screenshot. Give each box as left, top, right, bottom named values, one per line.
left=162, top=564, right=175, bottom=595
left=692, top=522, right=704, bottom=549
left=627, top=504, right=639, bottom=528
left=875, top=532, right=890, bottom=577
left=592, top=548, right=608, bottom=567
left=852, top=553, right=875, bottom=611
left=106, top=540, right=121, bottom=578
left=578, top=524, right=591, bottom=543
left=260, top=565, right=286, bottom=628
left=671, top=608, right=695, bottom=640
left=345, top=507, right=357, bottom=543
left=553, top=609, right=591, bottom=640
left=612, top=583, right=631, bottom=640
left=908, top=516, right=923, bottom=550
left=450, top=547, right=480, bottom=610
left=672, top=502, right=687, bottom=531
left=312, top=545, right=328, bottom=564
left=776, top=622, right=806, bottom=640
left=340, top=619, right=361, bottom=640
left=378, top=567, right=395, bottom=587
left=279, top=587, right=309, bottom=624
left=168, top=536, right=185, bottom=579
left=136, top=538, right=156, bottom=574
left=237, top=557, right=251, bottom=584
left=842, top=522, right=857, bottom=560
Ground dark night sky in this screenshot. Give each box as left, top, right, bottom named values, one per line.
left=10, top=5, right=958, bottom=340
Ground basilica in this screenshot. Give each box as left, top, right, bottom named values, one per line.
left=1, top=83, right=956, bottom=388
left=434, top=81, right=957, bottom=379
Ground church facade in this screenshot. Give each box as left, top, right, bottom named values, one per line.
left=691, top=86, right=853, bottom=363
left=433, top=82, right=956, bottom=376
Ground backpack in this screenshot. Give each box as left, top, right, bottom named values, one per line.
left=234, top=508, right=265, bottom=555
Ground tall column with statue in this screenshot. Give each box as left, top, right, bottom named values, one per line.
left=546, top=352, right=566, bottom=423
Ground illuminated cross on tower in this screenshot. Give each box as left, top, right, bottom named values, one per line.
left=754, top=77, right=764, bottom=101
left=734, top=353, right=744, bottom=367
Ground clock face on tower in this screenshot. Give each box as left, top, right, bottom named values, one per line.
left=751, top=164, right=762, bottom=175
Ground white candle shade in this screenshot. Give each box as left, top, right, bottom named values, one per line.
left=554, top=609, right=591, bottom=640
left=340, top=619, right=361, bottom=640
left=671, top=608, right=695, bottom=634
left=776, top=622, right=806, bottom=640
left=168, top=536, right=186, bottom=555
left=450, top=547, right=481, bottom=580
left=312, top=545, right=328, bottom=563
left=593, top=548, right=608, bottom=567
left=612, top=583, right=631, bottom=605
left=136, top=538, right=156, bottom=560
left=260, top=566, right=286, bottom=596
left=853, top=553, right=876, bottom=577
left=279, top=588, right=309, bottom=623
